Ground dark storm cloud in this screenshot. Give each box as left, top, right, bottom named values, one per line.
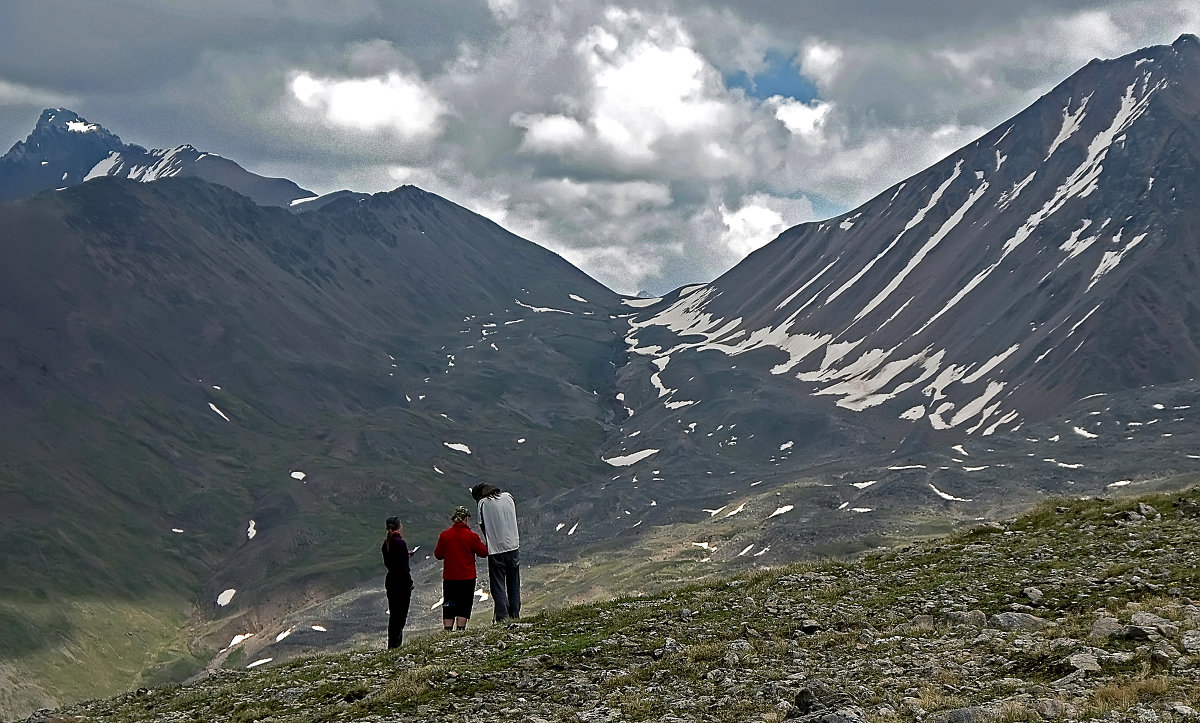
left=1, top=0, right=1195, bottom=295
left=0, top=0, right=493, bottom=88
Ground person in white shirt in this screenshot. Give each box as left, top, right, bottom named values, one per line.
left=471, top=482, right=521, bottom=622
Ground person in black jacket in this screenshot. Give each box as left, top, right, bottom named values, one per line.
left=381, top=515, right=415, bottom=648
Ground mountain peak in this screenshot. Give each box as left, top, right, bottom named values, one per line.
left=32, top=108, right=123, bottom=144
left=389, top=184, right=432, bottom=198
left=622, top=34, right=1200, bottom=443
left=37, top=107, right=82, bottom=127
left=0, top=108, right=128, bottom=201
left=1, top=110, right=315, bottom=207
left=1173, top=32, right=1199, bottom=49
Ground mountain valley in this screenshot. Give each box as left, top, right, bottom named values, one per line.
left=2, top=35, right=1200, bottom=720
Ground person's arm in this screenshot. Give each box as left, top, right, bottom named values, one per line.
left=398, top=538, right=413, bottom=589
left=434, top=531, right=445, bottom=560
left=471, top=531, right=488, bottom=558
left=477, top=500, right=487, bottom=538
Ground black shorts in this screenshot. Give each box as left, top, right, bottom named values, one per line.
left=442, top=578, right=475, bottom=619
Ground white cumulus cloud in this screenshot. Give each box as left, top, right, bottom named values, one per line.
left=513, top=8, right=742, bottom=176
left=290, top=70, right=447, bottom=140
left=720, top=193, right=816, bottom=257
left=771, top=97, right=833, bottom=139
left=800, top=42, right=844, bottom=88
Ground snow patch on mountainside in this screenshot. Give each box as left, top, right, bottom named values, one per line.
left=625, top=62, right=1174, bottom=437
left=628, top=285, right=1023, bottom=434
left=1045, top=93, right=1092, bottom=160
left=604, top=449, right=659, bottom=466
left=85, top=146, right=203, bottom=182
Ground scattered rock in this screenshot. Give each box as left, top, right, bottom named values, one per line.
left=925, top=705, right=1002, bottom=723
left=1100, top=650, right=1136, bottom=666
left=1181, top=630, right=1200, bottom=653
left=793, top=688, right=818, bottom=714
left=1067, top=651, right=1101, bottom=672
left=1167, top=702, right=1198, bottom=717
left=1151, top=643, right=1180, bottom=669
left=988, top=612, right=1051, bottom=631
left=652, top=636, right=684, bottom=659
left=1090, top=616, right=1123, bottom=640
left=1131, top=611, right=1178, bottom=637
left=1174, top=498, right=1200, bottom=517
left=1033, top=698, right=1076, bottom=719
left=1123, top=624, right=1157, bottom=641
left=945, top=610, right=987, bottom=628
left=911, top=614, right=936, bottom=629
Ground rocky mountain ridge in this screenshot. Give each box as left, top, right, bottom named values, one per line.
left=0, top=108, right=315, bottom=207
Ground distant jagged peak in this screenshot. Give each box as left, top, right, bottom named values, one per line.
left=4, top=108, right=125, bottom=159
left=33, top=108, right=123, bottom=143
left=37, top=107, right=88, bottom=128
left=2, top=108, right=315, bottom=206
left=0, top=108, right=131, bottom=202
left=1172, top=32, right=1199, bottom=50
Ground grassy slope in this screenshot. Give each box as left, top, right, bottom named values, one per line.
left=30, top=488, right=1200, bottom=723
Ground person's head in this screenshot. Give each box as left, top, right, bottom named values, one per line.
left=451, top=505, right=471, bottom=523
left=386, top=516, right=401, bottom=533
left=470, top=483, right=502, bottom=501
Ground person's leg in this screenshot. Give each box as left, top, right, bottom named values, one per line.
left=446, top=579, right=473, bottom=630
left=488, top=555, right=509, bottom=622
left=506, top=550, right=521, bottom=619
left=394, top=586, right=412, bottom=646
left=457, top=580, right=475, bottom=629
left=442, top=579, right=455, bottom=631
left=386, top=583, right=404, bottom=648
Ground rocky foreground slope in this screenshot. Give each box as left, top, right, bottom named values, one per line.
left=22, top=489, right=1200, bottom=723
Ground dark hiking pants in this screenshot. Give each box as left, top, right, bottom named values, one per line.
left=386, top=578, right=411, bottom=648
left=487, top=549, right=521, bottom=622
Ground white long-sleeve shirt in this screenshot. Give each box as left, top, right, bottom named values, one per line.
left=477, top=491, right=519, bottom=554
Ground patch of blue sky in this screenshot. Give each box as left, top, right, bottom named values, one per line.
left=808, top=194, right=848, bottom=220
left=725, top=50, right=819, bottom=103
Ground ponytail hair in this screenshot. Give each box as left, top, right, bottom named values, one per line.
left=384, top=516, right=401, bottom=548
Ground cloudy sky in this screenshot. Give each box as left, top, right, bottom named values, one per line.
left=1, top=1, right=1195, bottom=295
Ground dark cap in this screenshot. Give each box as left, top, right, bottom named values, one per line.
left=385, top=516, right=400, bottom=530
left=471, top=483, right=501, bottom=501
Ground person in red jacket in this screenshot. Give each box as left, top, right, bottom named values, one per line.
left=433, top=505, right=488, bottom=631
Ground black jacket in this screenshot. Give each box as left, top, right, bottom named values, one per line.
left=382, top=532, right=413, bottom=588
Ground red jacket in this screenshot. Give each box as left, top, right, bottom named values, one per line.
left=434, top=521, right=487, bottom=580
